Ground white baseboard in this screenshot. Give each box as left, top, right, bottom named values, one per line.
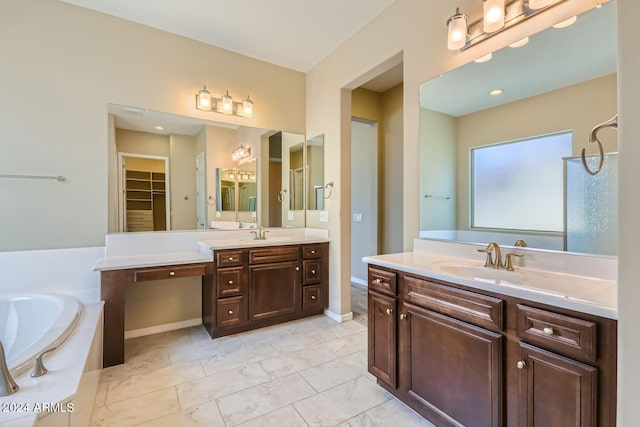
left=124, top=318, right=202, bottom=339
left=324, top=309, right=354, bottom=323
left=350, top=276, right=368, bottom=287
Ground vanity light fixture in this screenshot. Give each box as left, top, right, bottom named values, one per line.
left=482, top=0, right=506, bottom=33
left=446, top=0, right=567, bottom=51
left=231, top=144, right=251, bottom=162
left=195, top=86, right=255, bottom=118
left=447, top=8, right=468, bottom=50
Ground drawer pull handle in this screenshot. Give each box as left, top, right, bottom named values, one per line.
left=386, top=308, right=393, bottom=315
left=516, top=360, right=527, bottom=370
left=228, top=280, right=233, bottom=285
left=311, top=295, right=317, bottom=300
left=228, top=257, right=234, bottom=261
left=296, top=267, right=300, bottom=271
left=311, top=270, right=316, bottom=274
left=400, top=313, right=407, bottom=320
left=169, top=271, right=175, bottom=276
left=543, top=327, right=554, bottom=335
left=228, top=310, right=234, bottom=315
left=310, top=250, right=316, bottom=254
left=373, top=278, right=382, bottom=285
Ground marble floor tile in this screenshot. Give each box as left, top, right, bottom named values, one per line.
left=105, top=360, right=204, bottom=404
left=168, top=334, right=245, bottom=365
left=259, top=341, right=339, bottom=379
left=100, top=350, right=172, bottom=384
left=322, top=330, right=368, bottom=357
left=325, top=318, right=368, bottom=338
left=348, top=398, right=436, bottom=427
left=176, top=362, right=271, bottom=409
left=90, top=388, right=180, bottom=427
left=136, top=399, right=225, bottom=427
left=93, top=382, right=108, bottom=408
left=237, top=405, right=308, bottom=427
left=294, top=376, right=392, bottom=426
left=299, top=350, right=368, bottom=392
left=200, top=342, right=280, bottom=376
left=216, top=373, right=316, bottom=426
left=271, top=327, right=338, bottom=353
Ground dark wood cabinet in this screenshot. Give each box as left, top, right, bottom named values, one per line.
left=249, top=260, right=301, bottom=321
left=203, top=242, right=328, bottom=338
left=366, top=265, right=617, bottom=427
left=517, top=342, right=598, bottom=427
left=368, top=291, right=397, bottom=388
left=400, top=302, right=502, bottom=427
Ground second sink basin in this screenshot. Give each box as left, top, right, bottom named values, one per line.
left=238, top=237, right=291, bottom=243
left=435, top=261, right=527, bottom=285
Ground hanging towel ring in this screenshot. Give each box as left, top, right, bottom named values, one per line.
left=323, top=181, right=334, bottom=199
left=581, top=114, right=617, bottom=176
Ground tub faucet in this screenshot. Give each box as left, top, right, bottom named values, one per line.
left=0, top=340, right=18, bottom=396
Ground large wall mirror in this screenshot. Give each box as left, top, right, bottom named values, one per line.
left=306, top=134, right=325, bottom=211
left=419, top=2, right=617, bottom=256
left=108, top=104, right=305, bottom=232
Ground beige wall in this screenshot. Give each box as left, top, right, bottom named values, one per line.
left=116, top=129, right=170, bottom=158
left=0, top=0, right=305, bottom=252
left=123, top=157, right=165, bottom=173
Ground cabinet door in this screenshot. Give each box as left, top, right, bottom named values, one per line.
left=517, top=342, right=597, bottom=427
left=249, top=261, right=301, bottom=321
left=368, top=291, right=397, bottom=388
left=400, top=302, right=502, bottom=427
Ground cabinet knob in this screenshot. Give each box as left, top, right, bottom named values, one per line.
left=516, top=360, right=527, bottom=370
left=296, top=267, right=300, bottom=271
left=228, top=310, right=234, bottom=315
left=400, top=313, right=407, bottom=320
left=311, top=295, right=317, bottom=300
left=386, top=308, right=393, bottom=315
left=543, top=327, right=554, bottom=335
left=310, top=250, right=316, bottom=254
left=373, top=278, right=382, bottom=285
left=228, top=257, right=234, bottom=261
left=228, top=280, right=233, bottom=285
left=311, top=270, right=316, bottom=274
left=169, top=271, right=175, bottom=276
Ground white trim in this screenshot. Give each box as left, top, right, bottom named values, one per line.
left=124, top=318, right=202, bottom=339
left=350, top=276, right=368, bottom=287
left=324, top=309, right=354, bottom=323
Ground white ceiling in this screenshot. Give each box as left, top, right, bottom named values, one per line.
left=60, top=0, right=395, bottom=72
left=421, top=2, right=617, bottom=117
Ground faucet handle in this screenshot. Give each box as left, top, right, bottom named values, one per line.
left=514, top=239, right=527, bottom=247
left=505, top=253, right=524, bottom=271
left=477, top=249, right=495, bottom=267
left=250, top=231, right=258, bottom=240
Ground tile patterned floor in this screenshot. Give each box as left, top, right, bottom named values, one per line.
left=91, top=313, right=434, bottom=426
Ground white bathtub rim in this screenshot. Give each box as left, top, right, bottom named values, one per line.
left=0, top=293, right=84, bottom=378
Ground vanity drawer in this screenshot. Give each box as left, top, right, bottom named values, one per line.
left=133, top=264, right=207, bottom=282
left=217, top=296, right=248, bottom=327
left=303, top=285, right=323, bottom=311
left=403, top=275, right=504, bottom=331
left=303, top=260, right=322, bottom=284
left=249, top=246, right=299, bottom=264
left=216, top=250, right=245, bottom=267
left=368, top=267, right=397, bottom=296
left=302, top=244, right=324, bottom=259
left=516, top=304, right=597, bottom=363
left=216, top=266, right=246, bottom=297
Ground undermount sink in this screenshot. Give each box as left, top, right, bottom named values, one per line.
left=435, top=261, right=527, bottom=285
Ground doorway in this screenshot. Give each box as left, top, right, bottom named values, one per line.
left=118, top=153, right=170, bottom=232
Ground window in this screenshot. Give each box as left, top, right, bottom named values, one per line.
left=471, top=132, right=573, bottom=232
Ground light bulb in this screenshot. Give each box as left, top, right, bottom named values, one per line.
left=221, top=91, right=233, bottom=114
left=482, top=0, right=505, bottom=33
left=447, top=8, right=467, bottom=51
left=196, top=86, right=211, bottom=111
left=242, top=96, right=254, bottom=118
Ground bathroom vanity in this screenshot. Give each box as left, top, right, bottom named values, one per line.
left=95, top=228, right=329, bottom=367
left=364, top=243, right=617, bottom=427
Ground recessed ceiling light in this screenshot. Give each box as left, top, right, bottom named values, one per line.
left=509, top=37, right=529, bottom=48
left=553, top=16, right=577, bottom=29
left=489, top=89, right=503, bottom=96
left=154, top=126, right=164, bottom=131
left=474, top=53, right=492, bottom=63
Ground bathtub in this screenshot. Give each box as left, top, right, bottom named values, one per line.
left=0, top=294, right=82, bottom=378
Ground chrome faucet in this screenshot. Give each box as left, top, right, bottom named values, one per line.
left=0, top=340, right=18, bottom=396
left=250, top=227, right=269, bottom=240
